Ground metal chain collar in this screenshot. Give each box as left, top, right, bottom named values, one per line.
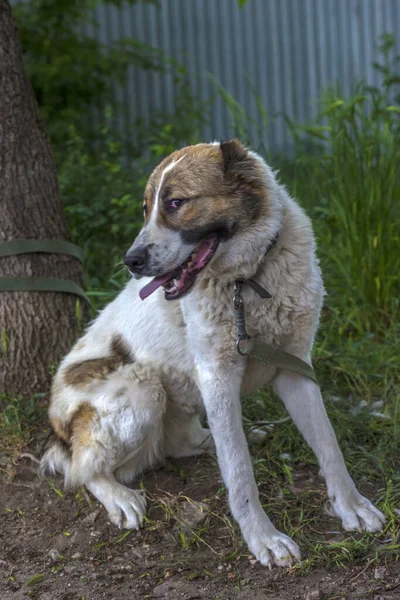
left=233, top=280, right=250, bottom=355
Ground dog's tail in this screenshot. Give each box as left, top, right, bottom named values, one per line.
left=40, top=438, right=72, bottom=481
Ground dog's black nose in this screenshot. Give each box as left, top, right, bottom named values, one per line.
left=124, top=247, right=148, bottom=273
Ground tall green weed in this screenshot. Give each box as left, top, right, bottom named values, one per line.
left=285, top=36, right=400, bottom=333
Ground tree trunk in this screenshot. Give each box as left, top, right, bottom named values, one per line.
left=0, top=0, right=84, bottom=397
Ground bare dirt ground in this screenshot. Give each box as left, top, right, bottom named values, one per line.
left=1, top=429, right=399, bottom=600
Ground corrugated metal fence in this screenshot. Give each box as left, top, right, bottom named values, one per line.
left=87, top=0, right=400, bottom=151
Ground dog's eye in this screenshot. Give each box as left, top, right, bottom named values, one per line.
left=168, top=198, right=185, bottom=210
left=143, top=205, right=148, bottom=218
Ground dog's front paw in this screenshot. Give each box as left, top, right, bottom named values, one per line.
left=328, top=490, right=385, bottom=533
left=106, top=487, right=147, bottom=530
left=245, top=524, right=301, bottom=568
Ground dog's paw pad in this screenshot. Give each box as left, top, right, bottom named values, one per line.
left=107, top=488, right=147, bottom=530
left=248, top=529, right=301, bottom=568
left=329, top=493, right=385, bottom=533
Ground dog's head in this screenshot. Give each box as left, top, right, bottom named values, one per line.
left=125, top=139, right=271, bottom=300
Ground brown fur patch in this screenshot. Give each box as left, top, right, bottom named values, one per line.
left=110, top=334, right=133, bottom=364
left=63, top=334, right=133, bottom=388
left=70, top=403, right=97, bottom=448
left=144, top=140, right=266, bottom=239
left=64, top=356, right=123, bottom=387
left=51, top=417, right=71, bottom=442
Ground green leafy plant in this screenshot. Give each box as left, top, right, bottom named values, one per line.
left=13, top=0, right=165, bottom=146
left=285, top=35, right=400, bottom=332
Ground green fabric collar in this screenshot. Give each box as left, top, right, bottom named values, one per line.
left=234, top=278, right=317, bottom=384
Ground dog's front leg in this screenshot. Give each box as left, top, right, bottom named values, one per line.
left=196, top=361, right=301, bottom=568
left=273, top=371, right=386, bottom=532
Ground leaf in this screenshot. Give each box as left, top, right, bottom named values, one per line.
left=25, top=573, right=45, bottom=587
left=48, top=481, right=64, bottom=497
left=113, top=530, right=132, bottom=544
left=238, top=0, right=249, bottom=5
left=386, top=106, right=400, bottom=113
left=322, top=99, right=344, bottom=115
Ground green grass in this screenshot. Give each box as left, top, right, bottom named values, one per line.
left=0, top=394, right=46, bottom=454
left=238, top=307, right=400, bottom=570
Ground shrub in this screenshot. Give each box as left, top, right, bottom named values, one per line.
left=13, top=0, right=166, bottom=147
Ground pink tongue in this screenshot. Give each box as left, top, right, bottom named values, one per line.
left=138, top=236, right=216, bottom=301
left=139, top=273, right=173, bottom=301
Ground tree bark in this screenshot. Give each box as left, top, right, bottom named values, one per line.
left=0, top=0, right=84, bottom=397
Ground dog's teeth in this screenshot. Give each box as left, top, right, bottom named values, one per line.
left=173, top=279, right=179, bottom=286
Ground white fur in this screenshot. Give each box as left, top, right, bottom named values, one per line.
left=42, top=146, right=385, bottom=568
left=150, top=155, right=185, bottom=227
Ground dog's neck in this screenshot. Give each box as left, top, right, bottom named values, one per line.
left=205, top=204, right=283, bottom=287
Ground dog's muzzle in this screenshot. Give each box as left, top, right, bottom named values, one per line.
left=124, top=246, right=148, bottom=276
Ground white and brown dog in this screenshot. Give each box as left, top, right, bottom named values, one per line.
left=42, top=140, right=385, bottom=568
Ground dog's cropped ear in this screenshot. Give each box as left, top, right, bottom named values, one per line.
left=220, top=139, right=248, bottom=173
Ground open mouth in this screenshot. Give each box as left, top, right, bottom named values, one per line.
left=139, top=234, right=219, bottom=301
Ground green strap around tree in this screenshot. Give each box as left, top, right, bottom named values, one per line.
left=0, top=239, right=84, bottom=262
left=0, top=239, right=91, bottom=307
left=0, top=277, right=91, bottom=305
left=243, top=338, right=318, bottom=383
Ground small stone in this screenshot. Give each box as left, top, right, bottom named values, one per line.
left=374, top=565, right=387, bottom=580
left=178, top=500, right=209, bottom=533
left=48, top=548, right=61, bottom=562
left=82, top=510, right=99, bottom=526
left=71, top=552, right=82, bottom=560
left=305, top=586, right=321, bottom=600
left=90, top=530, right=101, bottom=537
left=280, top=453, right=293, bottom=461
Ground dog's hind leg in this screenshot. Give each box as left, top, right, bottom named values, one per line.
left=164, top=408, right=215, bottom=458
left=42, top=363, right=167, bottom=529
left=273, top=370, right=386, bottom=532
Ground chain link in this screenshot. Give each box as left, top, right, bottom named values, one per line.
left=233, top=280, right=249, bottom=355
